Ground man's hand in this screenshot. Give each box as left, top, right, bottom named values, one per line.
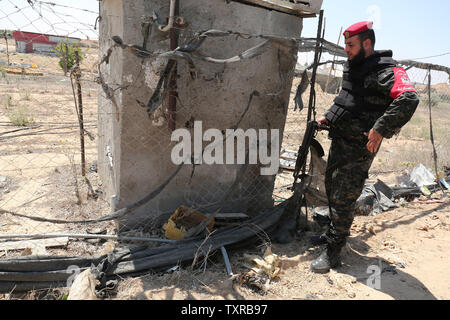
left=364, top=129, right=383, bottom=153
left=317, top=117, right=329, bottom=131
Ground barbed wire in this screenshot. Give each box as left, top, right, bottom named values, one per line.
left=407, top=51, right=450, bottom=61
left=30, top=1, right=99, bottom=15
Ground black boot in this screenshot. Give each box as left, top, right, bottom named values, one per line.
left=310, top=233, right=327, bottom=246
left=310, top=243, right=343, bottom=273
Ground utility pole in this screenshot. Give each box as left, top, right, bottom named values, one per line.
left=74, top=51, right=86, bottom=177
left=3, top=31, right=10, bottom=66
left=307, top=9, right=324, bottom=122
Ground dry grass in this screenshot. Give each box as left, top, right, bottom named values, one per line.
left=389, top=101, right=450, bottom=176
left=0, top=94, right=14, bottom=108
left=7, top=105, right=35, bottom=126
left=19, top=88, right=31, bottom=101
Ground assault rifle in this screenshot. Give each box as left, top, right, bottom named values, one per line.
left=293, top=120, right=329, bottom=185
left=280, top=120, right=329, bottom=230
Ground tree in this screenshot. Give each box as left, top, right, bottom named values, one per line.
left=53, top=39, right=85, bottom=75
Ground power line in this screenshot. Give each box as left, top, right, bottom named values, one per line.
left=29, top=0, right=99, bottom=15
left=407, top=51, right=450, bottom=61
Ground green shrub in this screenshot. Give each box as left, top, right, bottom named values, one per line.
left=53, top=40, right=85, bottom=75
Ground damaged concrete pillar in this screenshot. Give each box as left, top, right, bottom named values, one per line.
left=98, top=0, right=316, bottom=230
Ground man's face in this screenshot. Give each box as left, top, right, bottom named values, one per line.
left=344, top=36, right=362, bottom=60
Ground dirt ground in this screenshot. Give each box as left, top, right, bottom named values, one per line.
left=0, top=39, right=449, bottom=300
left=113, top=200, right=449, bottom=300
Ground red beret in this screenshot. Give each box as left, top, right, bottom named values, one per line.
left=343, top=21, right=373, bottom=39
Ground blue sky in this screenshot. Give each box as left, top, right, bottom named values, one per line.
left=0, top=0, right=99, bottom=39
left=301, top=0, right=450, bottom=67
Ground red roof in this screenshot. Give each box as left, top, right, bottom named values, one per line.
left=12, top=31, right=79, bottom=44
left=12, top=31, right=56, bottom=44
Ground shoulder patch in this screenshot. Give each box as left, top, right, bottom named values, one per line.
left=390, top=67, right=416, bottom=99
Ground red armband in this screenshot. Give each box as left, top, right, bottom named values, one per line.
left=390, top=67, right=416, bottom=99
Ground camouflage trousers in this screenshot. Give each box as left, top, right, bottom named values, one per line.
left=324, top=136, right=378, bottom=246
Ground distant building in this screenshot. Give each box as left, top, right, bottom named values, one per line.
left=12, top=31, right=80, bottom=54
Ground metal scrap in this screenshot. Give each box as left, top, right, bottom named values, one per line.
left=163, top=206, right=215, bottom=241
left=294, top=69, right=309, bottom=111
left=354, top=180, right=398, bottom=216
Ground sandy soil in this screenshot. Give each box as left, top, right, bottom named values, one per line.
left=0, top=39, right=449, bottom=300
left=114, top=199, right=449, bottom=300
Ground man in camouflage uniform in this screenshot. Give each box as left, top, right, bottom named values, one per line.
left=309, top=21, right=420, bottom=273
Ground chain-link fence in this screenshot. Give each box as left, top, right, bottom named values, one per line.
left=0, top=0, right=106, bottom=258
left=0, top=1, right=448, bottom=294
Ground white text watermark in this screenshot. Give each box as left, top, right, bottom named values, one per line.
left=171, top=121, right=280, bottom=175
